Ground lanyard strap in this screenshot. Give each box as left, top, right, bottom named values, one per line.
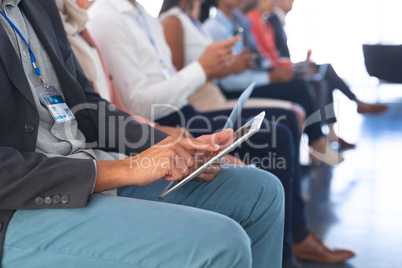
left=0, top=6, right=48, bottom=88
left=135, top=7, right=166, bottom=68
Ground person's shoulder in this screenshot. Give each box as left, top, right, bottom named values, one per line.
left=246, top=9, right=258, bottom=19
left=203, top=16, right=226, bottom=36
left=160, top=15, right=183, bottom=32
left=246, top=10, right=261, bottom=26
left=87, top=0, right=121, bottom=23
left=28, top=0, right=62, bottom=26
left=159, top=6, right=182, bottom=20
left=202, top=16, right=215, bottom=25
left=87, top=2, right=126, bottom=33
left=203, top=16, right=220, bottom=29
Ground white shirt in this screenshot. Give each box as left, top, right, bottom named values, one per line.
left=87, top=0, right=207, bottom=120
left=73, top=34, right=111, bottom=102
left=160, top=7, right=213, bottom=67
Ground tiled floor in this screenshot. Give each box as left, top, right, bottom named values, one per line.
left=298, top=87, right=402, bottom=268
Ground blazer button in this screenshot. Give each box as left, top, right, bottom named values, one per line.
left=44, top=196, right=53, bottom=205
left=53, top=195, right=61, bottom=204
left=61, top=195, right=70, bottom=205
left=0, top=222, right=3, bottom=232
left=35, top=196, right=44, bottom=206
left=25, top=123, right=36, bottom=133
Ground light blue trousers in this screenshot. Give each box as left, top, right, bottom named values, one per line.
left=2, top=165, right=284, bottom=268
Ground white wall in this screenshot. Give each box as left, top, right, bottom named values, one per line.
left=137, top=0, right=163, bottom=17
left=285, top=0, right=402, bottom=79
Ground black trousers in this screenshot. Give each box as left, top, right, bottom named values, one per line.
left=325, top=64, right=356, bottom=101
left=312, top=64, right=357, bottom=124
left=156, top=105, right=309, bottom=260
left=223, top=78, right=324, bottom=144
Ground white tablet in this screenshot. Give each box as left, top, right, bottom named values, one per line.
left=158, top=111, right=265, bottom=200
left=223, top=82, right=256, bottom=130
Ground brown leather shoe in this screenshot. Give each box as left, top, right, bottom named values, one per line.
left=356, top=100, right=388, bottom=114
left=293, top=232, right=355, bottom=263
left=336, top=137, right=356, bottom=150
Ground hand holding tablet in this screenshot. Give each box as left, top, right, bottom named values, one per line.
left=159, top=111, right=265, bottom=200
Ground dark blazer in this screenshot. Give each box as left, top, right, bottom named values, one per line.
left=0, top=0, right=168, bottom=262
left=268, top=13, right=290, bottom=58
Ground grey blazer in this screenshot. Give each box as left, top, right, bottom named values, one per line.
left=0, top=0, right=168, bottom=262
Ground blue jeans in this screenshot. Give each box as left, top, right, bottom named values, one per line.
left=2, top=165, right=284, bottom=268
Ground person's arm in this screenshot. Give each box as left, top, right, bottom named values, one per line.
left=203, top=17, right=270, bottom=90
left=87, top=14, right=206, bottom=119
left=94, top=136, right=222, bottom=192
left=88, top=12, right=237, bottom=118
left=0, top=1, right=98, bottom=211
left=211, top=48, right=255, bottom=78
left=162, top=14, right=248, bottom=79
left=161, top=15, right=185, bottom=71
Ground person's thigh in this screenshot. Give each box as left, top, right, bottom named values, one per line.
left=2, top=194, right=251, bottom=268
left=119, top=165, right=285, bottom=268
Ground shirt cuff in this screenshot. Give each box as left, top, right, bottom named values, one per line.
left=179, top=61, right=207, bottom=94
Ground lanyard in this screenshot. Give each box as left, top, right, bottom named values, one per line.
left=135, top=7, right=166, bottom=68
left=0, top=6, right=49, bottom=89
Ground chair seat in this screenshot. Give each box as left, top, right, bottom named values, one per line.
left=362, top=44, right=402, bottom=83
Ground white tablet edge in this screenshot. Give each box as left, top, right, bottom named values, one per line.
left=223, top=81, right=256, bottom=130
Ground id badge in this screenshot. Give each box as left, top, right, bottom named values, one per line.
left=37, top=86, right=76, bottom=123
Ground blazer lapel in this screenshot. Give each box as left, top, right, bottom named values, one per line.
left=0, top=25, right=37, bottom=109
left=19, top=0, right=88, bottom=107
left=19, top=0, right=64, bottom=67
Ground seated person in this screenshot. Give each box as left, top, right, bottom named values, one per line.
left=268, top=0, right=388, bottom=148
left=0, top=0, right=285, bottom=267
left=88, top=0, right=353, bottom=267
left=87, top=0, right=304, bottom=231
left=246, top=0, right=355, bottom=149
left=57, top=0, right=199, bottom=139
left=159, top=0, right=306, bottom=131
left=160, top=1, right=304, bottom=266
left=201, top=0, right=344, bottom=166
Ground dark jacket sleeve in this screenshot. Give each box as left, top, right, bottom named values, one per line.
left=0, top=147, right=95, bottom=210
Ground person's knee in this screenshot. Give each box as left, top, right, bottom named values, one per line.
left=254, top=169, right=284, bottom=208
left=194, top=214, right=252, bottom=268
left=246, top=170, right=285, bottom=228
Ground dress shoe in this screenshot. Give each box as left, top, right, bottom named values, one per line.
left=310, top=143, right=344, bottom=167
left=356, top=100, right=388, bottom=114
left=293, top=232, right=355, bottom=263
left=331, top=137, right=356, bottom=150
